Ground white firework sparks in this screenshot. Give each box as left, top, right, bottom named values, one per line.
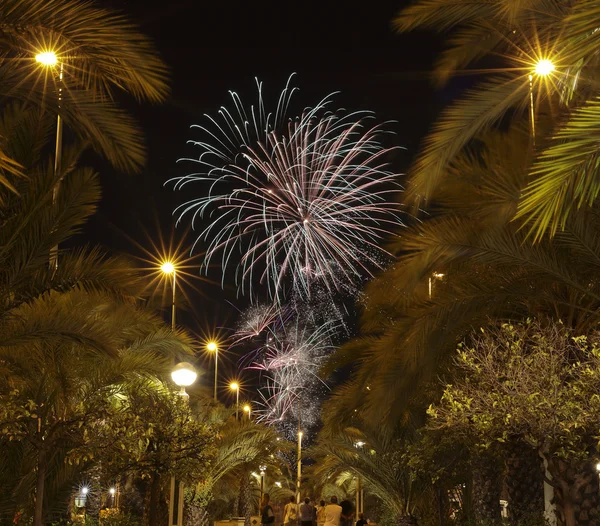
left=170, top=74, right=404, bottom=303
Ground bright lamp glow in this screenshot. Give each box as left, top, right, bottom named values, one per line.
left=81, top=486, right=89, bottom=495
left=171, top=362, right=197, bottom=387
left=243, top=404, right=251, bottom=412
left=161, top=261, right=175, bottom=275
left=596, top=462, right=600, bottom=472
left=35, top=51, right=58, bottom=66
left=534, top=59, right=555, bottom=76
left=230, top=382, right=239, bottom=391
left=109, top=487, right=116, bottom=495
left=206, top=341, right=218, bottom=352
left=355, top=441, right=365, bottom=447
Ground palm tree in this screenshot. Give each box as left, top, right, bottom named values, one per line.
left=0, top=103, right=144, bottom=321
left=0, top=101, right=198, bottom=525
left=0, top=0, right=169, bottom=186
left=393, top=0, right=600, bottom=238
left=0, top=290, right=195, bottom=526
left=185, top=416, right=284, bottom=526
left=311, top=427, right=430, bottom=526
left=327, top=125, right=600, bottom=423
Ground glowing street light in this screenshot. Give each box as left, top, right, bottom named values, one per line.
left=171, top=362, right=197, bottom=398
left=35, top=51, right=58, bottom=66
left=243, top=404, right=251, bottom=419
left=35, top=48, right=63, bottom=268
left=161, top=261, right=175, bottom=275
left=529, top=57, right=555, bottom=143
left=207, top=341, right=219, bottom=401
left=160, top=261, right=177, bottom=328
left=534, top=58, right=555, bottom=77
left=230, top=382, right=240, bottom=420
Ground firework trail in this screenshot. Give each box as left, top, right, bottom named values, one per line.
left=237, top=313, right=336, bottom=433
left=170, top=74, right=403, bottom=303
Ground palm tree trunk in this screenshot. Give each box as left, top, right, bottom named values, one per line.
left=149, top=472, right=161, bottom=526
left=504, top=446, right=544, bottom=525
left=239, top=474, right=252, bottom=526
left=472, top=456, right=502, bottom=525
left=396, top=516, right=418, bottom=526
left=34, top=449, right=46, bottom=526
left=546, top=457, right=598, bottom=526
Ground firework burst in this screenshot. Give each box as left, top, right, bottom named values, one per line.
left=240, top=316, right=336, bottom=431
left=170, top=75, right=403, bottom=302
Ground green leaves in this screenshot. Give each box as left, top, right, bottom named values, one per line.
left=517, top=97, right=600, bottom=240
left=431, top=320, right=600, bottom=463
left=0, top=0, right=170, bottom=185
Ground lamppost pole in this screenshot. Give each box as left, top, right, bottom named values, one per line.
left=171, top=269, right=176, bottom=329
left=207, top=342, right=218, bottom=401
left=170, top=362, right=197, bottom=526
left=35, top=51, right=64, bottom=270
left=296, top=428, right=302, bottom=504
left=230, top=382, right=240, bottom=421
left=160, top=262, right=176, bottom=330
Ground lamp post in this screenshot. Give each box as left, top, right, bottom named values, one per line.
left=428, top=272, right=444, bottom=299
left=296, top=430, right=303, bottom=504
left=207, top=341, right=218, bottom=401
left=529, top=58, right=555, bottom=144
left=171, top=362, right=198, bottom=399
left=169, top=362, right=197, bottom=526
left=243, top=404, right=251, bottom=419
left=259, top=465, right=266, bottom=507
left=230, top=382, right=240, bottom=420
left=35, top=50, right=64, bottom=269
left=161, top=261, right=176, bottom=329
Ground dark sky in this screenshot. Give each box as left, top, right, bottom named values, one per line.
left=81, top=0, right=445, bottom=393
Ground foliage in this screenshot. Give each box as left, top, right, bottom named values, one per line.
left=429, top=319, right=600, bottom=526
left=0, top=0, right=169, bottom=182
left=429, top=319, right=600, bottom=464
left=393, top=0, right=600, bottom=238
left=92, top=382, right=215, bottom=484
left=325, top=126, right=600, bottom=425
left=310, top=426, right=430, bottom=521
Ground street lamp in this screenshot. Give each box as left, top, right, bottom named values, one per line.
left=243, top=404, right=251, bottom=419
left=160, top=261, right=177, bottom=329
left=259, top=465, right=266, bottom=505
left=534, top=58, right=555, bottom=77
left=35, top=49, right=63, bottom=269
left=169, top=362, right=196, bottom=526
left=207, top=341, right=218, bottom=401
left=35, top=51, right=58, bottom=66
left=230, top=382, right=240, bottom=420
left=297, top=430, right=303, bottom=504
left=529, top=57, right=555, bottom=143
left=171, top=362, right=197, bottom=398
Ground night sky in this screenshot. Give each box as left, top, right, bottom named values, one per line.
left=80, top=0, right=446, bottom=392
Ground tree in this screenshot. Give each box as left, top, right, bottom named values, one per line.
left=326, top=126, right=600, bottom=424
left=90, top=383, right=216, bottom=526
left=0, top=293, right=195, bottom=526
left=429, top=320, right=600, bottom=526
left=0, top=0, right=170, bottom=183
left=393, top=0, right=600, bottom=239
left=311, top=427, right=430, bottom=526
left=196, top=417, right=284, bottom=526
left=0, top=102, right=197, bottom=525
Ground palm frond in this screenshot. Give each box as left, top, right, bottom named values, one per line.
left=405, top=75, right=528, bottom=204
left=516, top=96, right=600, bottom=240
left=0, top=0, right=169, bottom=103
